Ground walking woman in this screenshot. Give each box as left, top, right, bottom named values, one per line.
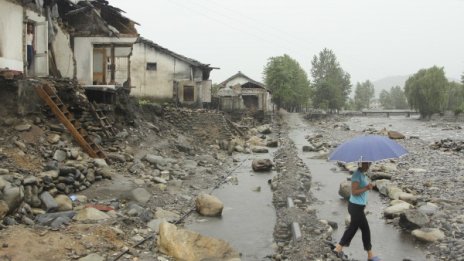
left=333, top=162, right=382, bottom=261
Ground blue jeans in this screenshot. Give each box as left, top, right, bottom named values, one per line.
left=27, top=45, right=34, bottom=69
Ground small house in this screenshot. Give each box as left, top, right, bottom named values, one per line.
left=130, top=37, right=216, bottom=106
left=217, top=71, right=272, bottom=112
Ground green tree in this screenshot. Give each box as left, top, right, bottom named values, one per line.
left=264, top=54, right=311, bottom=111
left=310, top=48, right=351, bottom=112
left=354, top=80, right=375, bottom=110
left=446, top=81, right=464, bottom=114
left=404, top=66, right=449, bottom=119
left=379, top=90, right=393, bottom=109
left=211, top=83, right=221, bottom=97
left=389, top=86, right=408, bottom=109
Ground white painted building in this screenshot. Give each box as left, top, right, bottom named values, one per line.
left=0, top=0, right=48, bottom=77
left=218, top=71, right=272, bottom=112
left=131, top=38, right=215, bottom=105
left=54, top=0, right=139, bottom=88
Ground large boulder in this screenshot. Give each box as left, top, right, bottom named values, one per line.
left=195, top=193, right=224, bottom=217
left=122, top=188, right=152, bottom=204
left=0, top=201, right=9, bottom=219
left=374, top=179, right=392, bottom=196
left=251, top=146, right=269, bottom=153
left=338, top=181, right=351, bottom=200
left=302, top=145, right=316, bottom=152
left=74, top=208, right=110, bottom=221
left=54, top=195, right=73, bottom=211
left=384, top=201, right=412, bottom=218
left=257, top=125, right=271, bottom=134
left=368, top=172, right=392, bottom=181
left=418, top=202, right=439, bottom=216
left=3, top=187, right=24, bottom=213
left=399, top=210, right=430, bottom=230
left=411, top=228, right=445, bottom=242
left=388, top=131, right=405, bottom=139
left=398, top=192, right=418, bottom=204
left=387, top=186, right=403, bottom=200
left=251, top=159, right=273, bottom=172
left=266, top=140, right=278, bottom=148
left=158, top=222, right=240, bottom=261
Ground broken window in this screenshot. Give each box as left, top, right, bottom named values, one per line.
left=146, top=62, right=157, bottom=71
left=183, top=85, right=194, bottom=102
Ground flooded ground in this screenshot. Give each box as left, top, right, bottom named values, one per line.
left=287, top=113, right=431, bottom=261
left=187, top=150, right=278, bottom=260
left=348, top=115, right=464, bottom=141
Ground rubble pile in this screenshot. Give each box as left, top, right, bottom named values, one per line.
left=430, top=138, right=464, bottom=152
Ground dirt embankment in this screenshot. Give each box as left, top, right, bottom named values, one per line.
left=0, top=77, right=253, bottom=260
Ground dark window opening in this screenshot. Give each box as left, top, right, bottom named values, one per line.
left=183, top=85, right=194, bottom=102
left=146, top=62, right=157, bottom=71
left=243, top=95, right=259, bottom=110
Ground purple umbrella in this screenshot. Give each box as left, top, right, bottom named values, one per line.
left=328, top=135, right=408, bottom=163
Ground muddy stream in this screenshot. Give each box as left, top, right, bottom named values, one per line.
left=287, top=113, right=435, bottom=261
left=184, top=113, right=463, bottom=260
left=186, top=150, right=278, bottom=260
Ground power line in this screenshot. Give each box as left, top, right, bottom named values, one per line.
left=162, top=0, right=311, bottom=59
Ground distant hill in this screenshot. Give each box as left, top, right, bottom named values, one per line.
left=372, top=75, right=409, bottom=98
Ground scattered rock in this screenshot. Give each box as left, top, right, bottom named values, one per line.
left=252, top=159, right=273, bottom=172
left=78, top=253, right=105, bottom=261
left=388, top=130, right=405, bottom=139
left=74, top=208, right=110, bottom=221
left=195, top=193, right=224, bottom=217
left=54, top=195, right=73, bottom=211
left=399, top=210, right=430, bottom=230
left=251, top=146, right=269, bottom=153
left=123, top=188, right=152, bottom=204
left=338, top=181, right=351, bottom=200
left=14, top=124, right=32, bottom=131
left=411, top=228, right=445, bottom=242
left=40, top=192, right=59, bottom=212
left=384, top=201, right=412, bottom=218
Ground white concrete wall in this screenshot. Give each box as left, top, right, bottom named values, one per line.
left=130, top=42, right=204, bottom=100
left=0, top=0, right=24, bottom=71
left=223, top=75, right=250, bottom=88
left=73, top=37, right=137, bottom=85
left=52, top=25, right=74, bottom=78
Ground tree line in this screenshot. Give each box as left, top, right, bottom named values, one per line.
left=263, top=49, right=464, bottom=119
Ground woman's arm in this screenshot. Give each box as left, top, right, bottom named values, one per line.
left=351, top=181, right=373, bottom=195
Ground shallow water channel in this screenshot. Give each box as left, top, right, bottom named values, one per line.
left=186, top=150, right=277, bottom=260
left=287, top=113, right=431, bottom=261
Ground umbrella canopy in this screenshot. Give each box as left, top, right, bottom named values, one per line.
left=328, top=135, right=408, bottom=163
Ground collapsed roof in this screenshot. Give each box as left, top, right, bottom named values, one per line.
left=56, top=0, right=138, bottom=37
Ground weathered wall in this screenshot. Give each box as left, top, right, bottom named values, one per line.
left=0, top=0, right=24, bottom=71
left=130, top=42, right=204, bottom=100
left=52, top=25, right=74, bottom=78
left=17, top=80, right=42, bottom=115
left=73, top=37, right=137, bottom=85
left=223, top=75, right=250, bottom=88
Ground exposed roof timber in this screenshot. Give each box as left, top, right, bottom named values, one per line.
left=137, top=37, right=218, bottom=70
left=58, top=0, right=138, bottom=37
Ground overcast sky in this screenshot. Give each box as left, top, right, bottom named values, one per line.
left=110, top=0, right=464, bottom=85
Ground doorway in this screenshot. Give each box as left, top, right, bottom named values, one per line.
left=93, top=48, right=106, bottom=85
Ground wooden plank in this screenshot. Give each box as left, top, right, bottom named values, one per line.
left=34, top=84, right=106, bottom=159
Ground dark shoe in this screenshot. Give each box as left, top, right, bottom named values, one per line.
left=368, top=256, right=382, bottom=261
left=332, top=249, right=348, bottom=260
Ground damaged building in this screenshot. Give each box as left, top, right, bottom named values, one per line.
left=130, top=37, right=216, bottom=107
left=0, top=0, right=139, bottom=158
left=217, top=71, right=273, bottom=112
